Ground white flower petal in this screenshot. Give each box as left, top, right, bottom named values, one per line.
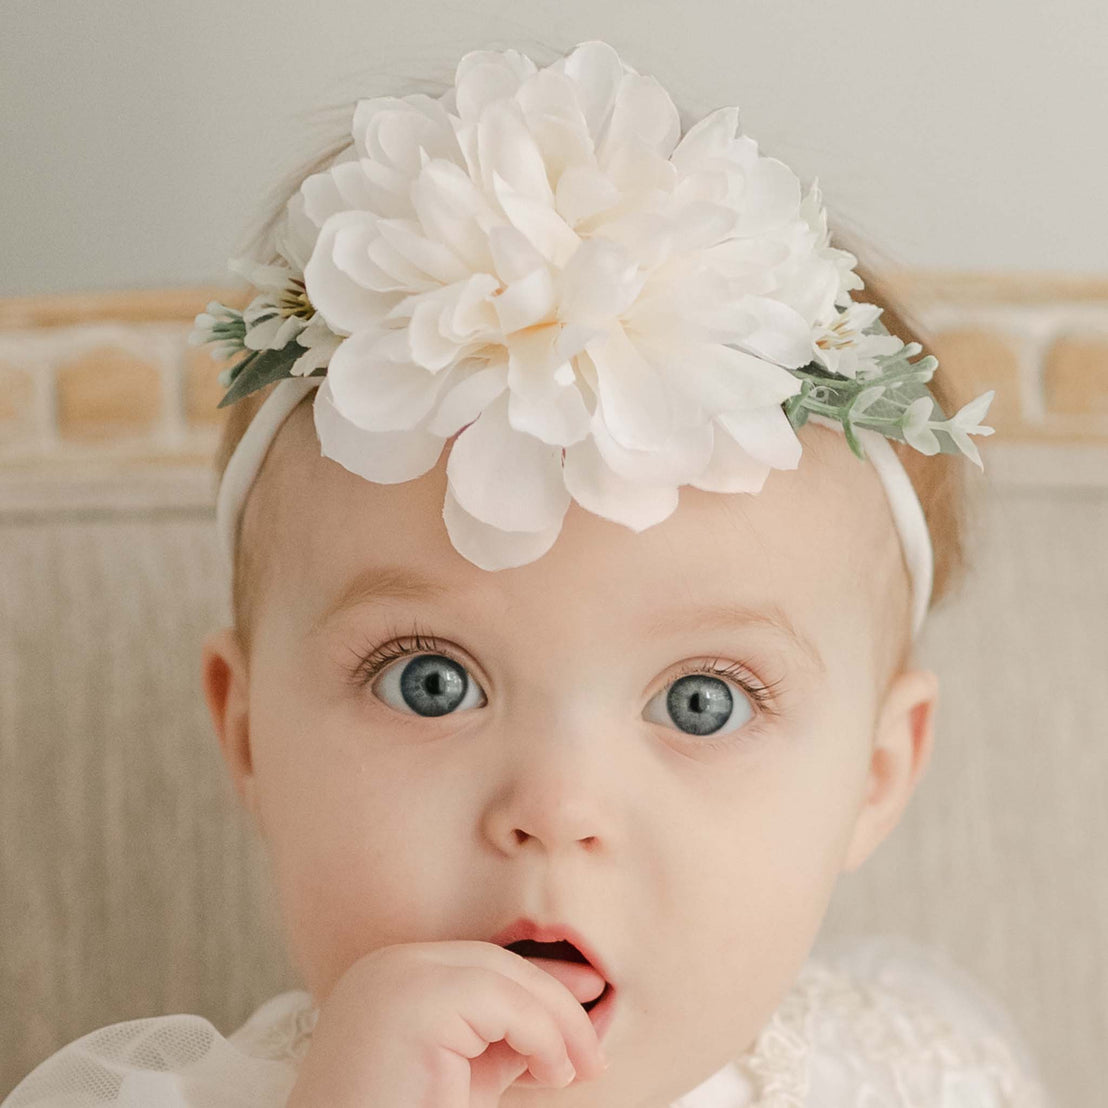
left=562, top=432, right=680, bottom=531
left=290, top=334, right=340, bottom=376
left=441, top=482, right=563, bottom=571
left=327, top=327, right=455, bottom=431
left=690, top=422, right=772, bottom=493
left=553, top=40, right=626, bottom=145
left=426, top=361, right=509, bottom=438
left=478, top=99, right=555, bottom=205
left=555, top=163, right=621, bottom=228
left=716, top=403, right=803, bottom=470
left=300, top=170, right=353, bottom=229
left=948, top=427, right=984, bottom=470
left=585, top=324, right=673, bottom=450
left=658, top=342, right=802, bottom=417
left=411, top=158, right=499, bottom=272
left=353, top=94, right=460, bottom=176
left=732, top=156, right=802, bottom=237
left=314, top=376, right=445, bottom=484
left=304, top=211, right=398, bottom=334
left=507, top=372, right=591, bottom=445
left=491, top=169, right=580, bottom=268
left=446, top=391, right=570, bottom=531
left=590, top=406, right=714, bottom=485
left=492, top=266, right=557, bottom=334
left=951, top=389, right=995, bottom=430
left=376, top=217, right=469, bottom=286
left=559, top=237, right=643, bottom=323
left=453, top=47, right=538, bottom=123
left=902, top=395, right=941, bottom=454
left=409, top=297, right=464, bottom=371
left=599, top=72, right=681, bottom=163
left=332, top=212, right=419, bottom=292
left=243, top=314, right=285, bottom=351
left=504, top=326, right=599, bottom=442
left=734, top=296, right=815, bottom=368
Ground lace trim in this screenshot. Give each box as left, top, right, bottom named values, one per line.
left=734, top=964, right=813, bottom=1106
left=730, top=954, right=1050, bottom=1107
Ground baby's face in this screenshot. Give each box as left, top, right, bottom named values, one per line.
left=206, top=401, right=930, bottom=1105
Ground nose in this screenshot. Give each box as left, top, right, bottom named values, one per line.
left=479, top=720, right=613, bottom=854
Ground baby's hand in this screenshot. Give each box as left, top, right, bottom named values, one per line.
left=285, top=940, right=608, bottom=1108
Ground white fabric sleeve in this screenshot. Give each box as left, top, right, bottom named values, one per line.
left=1, top=1003, right=304, bottom=1108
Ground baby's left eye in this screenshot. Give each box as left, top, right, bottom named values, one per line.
left=643, top=670, right=755, bottom=738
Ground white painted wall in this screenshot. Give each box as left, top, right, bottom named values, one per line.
left=2, top=0, right=1105, bottom=295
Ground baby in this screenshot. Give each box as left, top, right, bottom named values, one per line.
left=3, top=37, right=1051, bottom=1108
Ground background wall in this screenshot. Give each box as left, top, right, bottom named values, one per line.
left=2, top=0, right=1107, bottom=296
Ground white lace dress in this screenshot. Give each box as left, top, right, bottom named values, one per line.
left=2, top=936, right=1053, bottom=1107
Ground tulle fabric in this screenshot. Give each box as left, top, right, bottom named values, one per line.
left=2, top=936, right=1052, bottom=1107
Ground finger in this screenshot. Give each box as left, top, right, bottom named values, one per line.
left=424, top=941, right=606, bottom=1078
left=468, top=1040, right=530, bottom=1106
left=452, top=968, right=578, bottom=1089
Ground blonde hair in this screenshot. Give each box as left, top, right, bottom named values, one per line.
left=213, top=117, right=972, bottom=682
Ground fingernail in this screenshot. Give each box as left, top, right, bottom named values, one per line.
left=559, top=1060, right=577, bottom=1085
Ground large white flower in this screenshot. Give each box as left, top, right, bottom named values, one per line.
left=294, top=39, right=883, bottom=569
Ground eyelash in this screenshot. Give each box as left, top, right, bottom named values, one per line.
left=343, top=619, right=785, bottom=750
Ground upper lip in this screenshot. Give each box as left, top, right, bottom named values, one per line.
left=489, top=917, right=614, bottom=987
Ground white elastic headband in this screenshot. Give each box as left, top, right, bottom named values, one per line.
left=215, top=377, right=934, bottom=639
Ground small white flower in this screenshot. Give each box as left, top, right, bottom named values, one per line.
left=812, top=302, right=905, bottom=379
left=188, top=300, right=244, bottom=359
left=902, top=395, right=942, bottom=455
left=230, top=257, right=316, bottom=353
left=944, top=390, right=995, bottom=470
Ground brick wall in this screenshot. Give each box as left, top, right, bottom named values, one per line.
left=0, top=275, right=1106, bottom=475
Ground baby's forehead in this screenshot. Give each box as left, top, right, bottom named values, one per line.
left=258, top=398, right=903, bottom=647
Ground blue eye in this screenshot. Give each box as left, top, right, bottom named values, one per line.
left=643, top=671, right=753, bottom=738
left=348, top=631, right=780, bottom=743
left=372, top=651, right=486, bottom=717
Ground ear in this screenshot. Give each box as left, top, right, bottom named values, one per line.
left=200, top=626, right=260, bottom=831
left=841, top=667, right=939, bottom=873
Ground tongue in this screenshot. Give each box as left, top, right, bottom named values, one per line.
left=523, top=957, right=607, bottom=1003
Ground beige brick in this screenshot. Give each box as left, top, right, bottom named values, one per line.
left=1043, top=335, right=1108, bottom=418
left=0, top=362, right=37, bottom=444
left=56, top=346, right=161, bottom=441
left=927, top=328, right=1024, bottom=437
left=184, top=345, right=233, bottom=427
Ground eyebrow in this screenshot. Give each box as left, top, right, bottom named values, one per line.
left=311, top=565, right=452, bottom=635
left=641, top=601, right=826, bottom=675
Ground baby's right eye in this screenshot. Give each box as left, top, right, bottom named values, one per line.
left=370, top=650, right=487, bottom=717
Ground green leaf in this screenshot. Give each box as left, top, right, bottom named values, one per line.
left=841, top=415, right=867, bottom=461
left=216, top=341, right=306, bottom=408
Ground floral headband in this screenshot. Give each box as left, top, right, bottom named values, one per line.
left=191, top=39, right=995, bottom=640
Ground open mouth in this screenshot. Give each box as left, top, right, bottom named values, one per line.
left=504, top=938, right=613, bottom=1014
